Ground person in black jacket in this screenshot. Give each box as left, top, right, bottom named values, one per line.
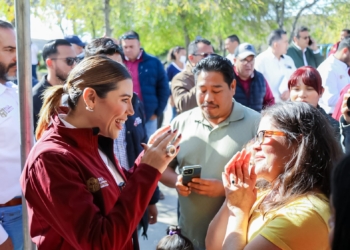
left=84, top=37, right=159, bottom=238
left=32, top=39, right=77, bottom=131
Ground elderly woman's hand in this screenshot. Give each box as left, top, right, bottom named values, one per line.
left=223, top=149, right=257, bottom=213
left=141, top=129, right=181, bottom=174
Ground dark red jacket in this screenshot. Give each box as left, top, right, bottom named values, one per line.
left=20, top=111, right=160, bottom=249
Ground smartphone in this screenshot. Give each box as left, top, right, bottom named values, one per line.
left=308, top=37, right=313, bottom=46
left=182, top=165, right=202, bottom=186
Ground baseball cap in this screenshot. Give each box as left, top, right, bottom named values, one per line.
left=84, top=38, right=124, bottom=58
left=234, top=43, right=256, bottom=59
left=64, top=35, right=86, bottom=48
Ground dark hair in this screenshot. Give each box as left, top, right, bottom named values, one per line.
left=42, top=39, right=72, bottom=62
left=288, top=66, right=323, bottom=95
left=268, top=29, right=287, bottom=46
left=188, top=38, right=212, bottom=55
left=226, top=35, right=240, bottom=44
left=156, top=226, right=194, bottom=250
left=120, top=30, right=140, bottom=41
left=331, top=154, right=350, bottom=250
left=167, top=46, right=185, bottom=61
left=85, top=38, right=124, bottom=58
left=193, top=54, right=234, bottom=88
left=36, top=55, right=131, bottom=139
left=294, top=26, right=309, bottom=38
left=259, top=102, right=343, bottom=214
left=0, top=20, right=14, bottom=29
left=342, top=29, right=350, bottom=35
left=337, top=37, right=350, bottom=51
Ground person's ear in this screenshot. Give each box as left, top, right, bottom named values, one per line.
left=233, top=58, right=237, bottom=65
left=188, top=54, right=195, bottom=66
left=293, top=37, right=298, bottom=43
left=82, top=87, right=97, bottom=111
left=46, top=58, right=53, bottom=68
left=320, top=87, right=325, bottom=97
left=230, top=79, right=236, bottom=97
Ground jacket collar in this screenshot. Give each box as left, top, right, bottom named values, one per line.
left=43, top=107, right=104, bottom=151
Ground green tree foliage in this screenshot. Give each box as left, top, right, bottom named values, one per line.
left=0, top=0, right=348, bottom=56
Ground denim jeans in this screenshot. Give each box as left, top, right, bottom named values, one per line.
left=0, top=205, right=24, bottom=250
left=145, top=118, right=158, bottom=138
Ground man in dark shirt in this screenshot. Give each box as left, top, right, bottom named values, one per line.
left=32, top=39, right=77, bottom=131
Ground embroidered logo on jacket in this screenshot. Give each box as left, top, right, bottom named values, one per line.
left=0, top=105, right=14, bottom=118
left=86, top=177, right=109, bottom=193
left=134, top=117, right=142, bottom=127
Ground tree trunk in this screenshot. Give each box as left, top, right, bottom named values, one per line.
left=289, top=0, right=320, bottom=43
left=104, top=0, right=112, bottom=37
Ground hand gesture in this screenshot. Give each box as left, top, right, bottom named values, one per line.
left=223, top=149, right=257, bottom=213
left=141, top=129, right=181, bottom=174
left=175, top=175, right=191, bottom=197
left=188, top=178, right=224, bottom=197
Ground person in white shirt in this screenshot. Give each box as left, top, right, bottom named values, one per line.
left=31, top=42, right=39, bottom=80
left=255, top=29, right=296, bottom=102
left=318, top=37, right=350, bottom=114
left=0, top=20, right=23, bottom=250
left=225, top=34, right=240, bottom=64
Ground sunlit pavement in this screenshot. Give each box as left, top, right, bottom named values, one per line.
left=139, top=183, right=178, bottom=250
left=139, top=103, right=178, bottom=249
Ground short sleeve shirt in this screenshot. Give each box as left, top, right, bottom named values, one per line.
left=169, top=99, right=260, bottom=249
left=248, top=190, right=330, bottom=250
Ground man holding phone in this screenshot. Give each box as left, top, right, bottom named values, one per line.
left=287, top=26, right=324, bottom=68
left=160, top=55, right=260, bottom=250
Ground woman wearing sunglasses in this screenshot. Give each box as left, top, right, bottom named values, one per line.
left=20, top=56, right=181, bottom=250
left=206, top=102, right=342, bottom=250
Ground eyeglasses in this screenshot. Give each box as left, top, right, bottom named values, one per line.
left=255, top=130, right=286, bottom=145
left=50, top=57, right=79, bottom=66
left=240, top=57, right=255, bottom=65
left=120, top=34, right=138, bottom=40
left=193, top=52, right=211, bottom=58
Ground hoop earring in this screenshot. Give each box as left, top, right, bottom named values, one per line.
left=86, top=106, right=94, bottom=112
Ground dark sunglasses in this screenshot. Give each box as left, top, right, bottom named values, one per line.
left=50, top=57, right=79, bottom=66
left=192, top=52, right=211, bottom=58
left=120, top=34, right=138, bottom=40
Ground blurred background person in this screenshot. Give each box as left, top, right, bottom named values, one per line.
left=166, top=46, right=186, bottom=120
left=31, top=41, right=39, bottom=81
left=64, top=34, right=85, bottom=56
left=233, top=43, right=275, bottom=112
left=171, top=38, right=214, bottom=114
left=225, top=34, right=240, bottom=64
left=287, top=26, right=324, bottom=68
left=255, top=29, right=296, bottom=102
left=328, top=29, right=350, bottom=57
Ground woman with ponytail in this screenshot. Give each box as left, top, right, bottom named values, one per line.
left=21, top=55, right=181, bottom=250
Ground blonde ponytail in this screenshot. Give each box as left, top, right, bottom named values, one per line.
left=35, top=85, right=65, bottom=140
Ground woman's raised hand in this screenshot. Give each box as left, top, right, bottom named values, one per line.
left=141, top=129, right=181, bottom=174
left=222, top=149, right=257, bottom=213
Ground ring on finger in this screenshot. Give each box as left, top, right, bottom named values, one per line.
left=166, top=144, right=177, bottom=157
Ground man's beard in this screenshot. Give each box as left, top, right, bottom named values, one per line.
left=55, top=68, right=68, bottom=82
left=0, top=61, right=17, bottom=82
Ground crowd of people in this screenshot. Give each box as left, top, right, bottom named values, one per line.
left=1, top=17, right=350, bottom=250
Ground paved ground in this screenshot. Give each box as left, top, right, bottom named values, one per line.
left=139, top=183, right=178, bottom=250
left=139, top=103, right=178, bottom=249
